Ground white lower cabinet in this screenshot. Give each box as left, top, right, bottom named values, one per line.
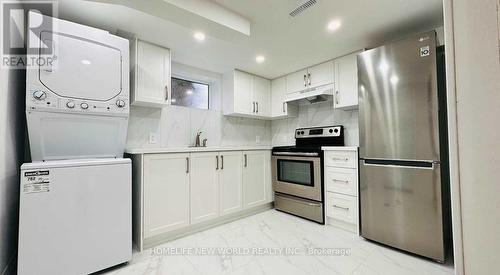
left=143, top=153, right=189, bottom=238
left=131, top=149, right=272, bottom=250
left=219, top=151, right=243, bottom=215
left=242, top=151, right=270, bottom=208
left=324, top=148, right=359, bottom=233
left=190, top=152, right=219, bottom=224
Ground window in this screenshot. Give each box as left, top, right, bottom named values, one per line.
left=171, top=77, right=209, bottom=109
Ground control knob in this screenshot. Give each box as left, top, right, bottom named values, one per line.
left=116, top=99, right=126, bottom=108
left=66, top=101, right=75, bottom=109
left=80, top=102, right=89, bottom=109
left=33, top=91, right=46, bottom=100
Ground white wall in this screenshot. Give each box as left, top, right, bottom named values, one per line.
left=126, top=62, right=271, bottom=149
left=448, top=0, right=500, bottom=273
left=271, top=102, right=359, bottom=146
left=0, top=67, right=24, bottom=274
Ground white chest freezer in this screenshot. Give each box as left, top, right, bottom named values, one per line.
left=18, top=158, right=132, bottom=275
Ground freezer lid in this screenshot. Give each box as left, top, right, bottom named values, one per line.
left=358, top=31, right=440, bottom=161
left=21, top=158, right=131, bottom=170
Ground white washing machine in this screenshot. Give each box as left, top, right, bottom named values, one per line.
left=25, top=11, right=129, bottom=161
left=19, top=12, right=132, bottom=275
left=18, top=159, right=132, bottom=275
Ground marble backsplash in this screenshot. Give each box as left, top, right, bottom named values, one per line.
left=271, top=101, right=359, bottom=147
left=126, top=105, right=272, bottom=149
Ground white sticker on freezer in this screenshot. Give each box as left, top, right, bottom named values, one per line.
left=420, top=46, right=430, bottom=57
left=23, top=170, right=50, bottom=194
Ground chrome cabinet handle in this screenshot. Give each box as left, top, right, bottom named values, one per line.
left=307, top=73, right=311, bottom=86
left=335, top=90, right=339, bottom=105
left=244, top=154, right=247, bottom=167
left=331, top=157, right=349, bottom=161
left=333, top=205, right=349, bottom=211
left=252, top=102, right=256, bottom=113
left=256, top=102, right=259, bottom=113
left=221, top=155, right=224, bottom=170
left=332, top=179, right=349, bottom=184
left=282, top=102, right=286, bottom=113
left=303, top=75, right=307, bottom=87
left=216, top=155, right=219, bottom=170
left=186, top=157, right=189, bottom=173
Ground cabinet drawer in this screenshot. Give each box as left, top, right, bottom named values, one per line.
left=326, top=192, right=358, bottom=224
left=324, top=151, right=357, bottom=168
left=325, top=167, right=358, bottom=196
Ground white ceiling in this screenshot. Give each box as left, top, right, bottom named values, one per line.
left=58, top=0, right=443, bottom=79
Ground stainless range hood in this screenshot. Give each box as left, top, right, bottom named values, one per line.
left=285, top=83, right=334, bottom=105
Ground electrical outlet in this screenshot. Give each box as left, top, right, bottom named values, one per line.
left=149, top=132, right=158, bottom=144
left=255, top=135, right=261, bottom=144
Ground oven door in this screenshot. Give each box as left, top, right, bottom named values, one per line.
left=272, top=153, right=322, bottom=201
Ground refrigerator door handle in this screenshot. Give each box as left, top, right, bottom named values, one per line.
left=361, top=159, right=438, bottom=170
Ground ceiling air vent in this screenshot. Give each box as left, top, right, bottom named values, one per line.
left=289, top=0, right=318, bottom=17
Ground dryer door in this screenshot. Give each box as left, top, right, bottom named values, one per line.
left=39, top=31, right=123, bottom=101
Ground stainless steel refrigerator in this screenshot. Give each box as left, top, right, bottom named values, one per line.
left=358, top=31, right=450, bottom=262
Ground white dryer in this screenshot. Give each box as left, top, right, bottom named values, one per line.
left=26, top=12, right=129, bottom=161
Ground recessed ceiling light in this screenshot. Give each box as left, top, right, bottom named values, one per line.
left=327, top=19, right=342, bottom=32
left=256, top=55, right=265, bottom=64
left=193, top=32, right=206, bottom=41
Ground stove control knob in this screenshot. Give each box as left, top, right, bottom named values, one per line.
left=329, top=129, right=333, bottom=133
left=334, top=128, right=339, bottom=133
left=33, top=91, right=46, bottom=100
left=80, top=102, right=89, bottom=109
left=301, top=131, right=305, bottom=135
left=116, top=99, right=126, bottom=108
left=66, top=101, right=75, bottom=109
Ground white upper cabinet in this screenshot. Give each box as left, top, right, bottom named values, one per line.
left=271, top=76, right=298, bottom=118
left=286, top=62, right=334, bottom=94
left=252, top=75, right=271, bottom=117
left=233, top=70, right=254, bottom=115
left=307, top=61, right=335, bottom=89
left=223, top=70, right=271, bottom=118
left=130, top=39, right=171, bottom=107
left=286, top=69, right=308, bottom=94
left=334, top=51, right=362, bottom=110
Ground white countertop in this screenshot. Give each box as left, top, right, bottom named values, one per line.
left=125, top=146, right=273, bottom=154
left=322, top=146, right=358, bottom=151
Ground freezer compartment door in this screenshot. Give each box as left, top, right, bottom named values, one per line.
left=359, top=159, right=445, bottom=261
left=358, top=31, right=440, bottom=161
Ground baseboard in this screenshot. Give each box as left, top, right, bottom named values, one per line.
left=142, top=203, right=273, bottom=250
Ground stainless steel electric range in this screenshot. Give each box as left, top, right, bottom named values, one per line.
left=272, top=125, right=344, bottom=224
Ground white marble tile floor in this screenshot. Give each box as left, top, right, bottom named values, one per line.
left=102, top=210, right=454, bottom=275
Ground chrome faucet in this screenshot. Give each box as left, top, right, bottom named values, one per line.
left=195, top=131, right=202, bottom=147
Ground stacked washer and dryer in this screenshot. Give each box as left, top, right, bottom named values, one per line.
left=18, top=12, right=132, bottom=275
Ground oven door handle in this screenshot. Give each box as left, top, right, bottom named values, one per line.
left=272, top=152, right=319, bottom=157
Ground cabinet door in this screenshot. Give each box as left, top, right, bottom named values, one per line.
left=242, top=151, right=269, bottom=208
left=135, top=40, right=170, bottom=106
left=190, top=152, right=219, bottom=224
left=334, top=52, right=359, bottom=109
left=307, top=61, right=334, bottom=89
left=234, top=70, right=253, bottom=114
left=252, top=75, right=271, bottom=116
left=286, top=69, right=308, bottom=94
left=271, top=77, right=286, bottom=117
left=219, top=151, right=243, bottom=215
left=143, top=153, right=189, bottom=238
